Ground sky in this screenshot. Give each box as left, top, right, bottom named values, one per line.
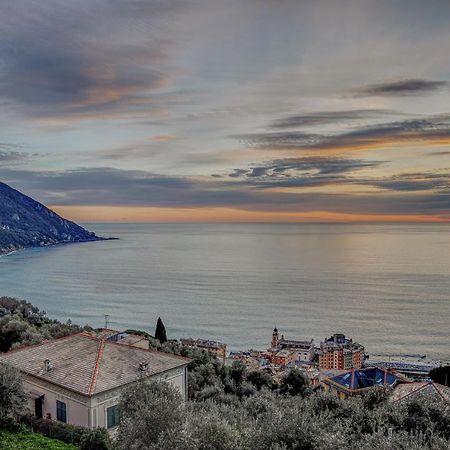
left=1, top=0, right=450, bottom=222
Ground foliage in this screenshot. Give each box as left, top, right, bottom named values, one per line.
left=429, top=365, right=450, bottom=386
left=154, top=317, right=167, bottom=344
left=0, top=363, right=27, bottom=418
left=0, top=430, right=76, bottom=450
left=20, top=416, right=112, bottom=450
left=117, top=379, right=184, bottom=449
left=279, top=367, right=311, bottom=397
left=0, top=297, right=88, bottom=352
left=78, top=428, right=111, bottom=450
left=116, top=379, right=450, bottom=450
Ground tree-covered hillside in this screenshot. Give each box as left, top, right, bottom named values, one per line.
left=0, top=181, right=102, bottom=255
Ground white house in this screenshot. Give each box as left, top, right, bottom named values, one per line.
left=0, top=332, right=190, bottom=432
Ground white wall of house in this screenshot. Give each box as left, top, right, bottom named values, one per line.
left=23, top=365, right=188, bottom=432
left=24, top=376, right=90, bottom=428
left=93, top=365, right=188, bottom=432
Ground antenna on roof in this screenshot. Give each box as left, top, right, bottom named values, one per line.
left=104, top=314, right=110, bottom=329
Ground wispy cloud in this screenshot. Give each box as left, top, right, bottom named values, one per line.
left=0, top=144, right=36, bottom=165
left=237, top=115, right=450, bottom=151
left=269, top=109, right=398, bottom=129
left=0, top=1, right=183, bottom=122
left=1, top=166, right=449, bottom=218
left=227, top=156, right=384, bottom=189
left=353, top=78, right=448, bottom=97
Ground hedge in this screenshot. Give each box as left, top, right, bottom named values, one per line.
left=19, top=415, right=111, bottom=450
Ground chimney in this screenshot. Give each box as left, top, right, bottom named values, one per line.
left=44, top=359, right=52, bottom=372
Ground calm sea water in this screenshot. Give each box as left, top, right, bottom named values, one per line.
left=0, top=223, right=449, bottom=360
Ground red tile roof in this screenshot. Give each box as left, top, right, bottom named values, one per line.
left=0, top=332, right=189, bottom=396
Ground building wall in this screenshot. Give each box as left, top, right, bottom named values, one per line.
left=93, top=365, right=187, bottom=432
left=23, top=365, right=188, bottom=432
left=24, top=376, right=90, bottom=428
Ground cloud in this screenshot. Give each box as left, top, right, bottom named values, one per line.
left=429, top=151, right=450, bottom=157
left=0, top=1, right=182, bottom=121
left=1, top=165, right=449, bottom=218
left=237, top=115, right=450, bottom=151
left=227, top=155, right=449, bottom=193
left=269, top=109, right=397, bottom=129
left=353, top=78, right=448, bottom=97
left=0, top=145, right=37, bottom=165
left=227, top=156, right=384, bottom=189
left=149, top=135, right=176, bottom=142
left=360, top=173, right=450, bottom=192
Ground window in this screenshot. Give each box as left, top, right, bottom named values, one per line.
left=56, top=400, right=67, bottom=423
left=106, top=405, right=120, bottom=429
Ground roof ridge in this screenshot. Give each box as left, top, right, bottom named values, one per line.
left=88, top=338, right=106, bottom=396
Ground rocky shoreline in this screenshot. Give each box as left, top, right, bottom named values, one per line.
left=0, top=236, right=118, bottom=257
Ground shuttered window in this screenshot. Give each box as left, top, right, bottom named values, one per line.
left=107, top=405, right=120, bottom=428
left=56, top=400, right=67, bottom=423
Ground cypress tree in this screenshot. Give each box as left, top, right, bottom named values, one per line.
left=155, top=317, right=167, bottom=343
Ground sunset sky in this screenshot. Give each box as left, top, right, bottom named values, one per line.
left=1, top=0, right=450, bottom=222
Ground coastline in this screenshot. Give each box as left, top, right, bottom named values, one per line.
left=0, top=236, right=118, bottom=257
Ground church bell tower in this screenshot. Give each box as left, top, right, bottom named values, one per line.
left=271, top=327, right=279, bottom=348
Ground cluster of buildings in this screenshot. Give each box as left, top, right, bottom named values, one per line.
left=230, top=329, right=364, bottom=372
left=1, top=326, right=448, bottom=434
left=227, top=328, right=448, bottom=398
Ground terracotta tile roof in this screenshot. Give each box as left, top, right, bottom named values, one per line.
left=391, top=381, right=450, bottom=404
left=0, top=333, right=189, bottom=396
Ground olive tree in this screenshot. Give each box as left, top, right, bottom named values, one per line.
left=0, top=362, right=27, bottom=418
left=117, top=379, right=184, bottom=449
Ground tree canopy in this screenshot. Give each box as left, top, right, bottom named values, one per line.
left=429, top=365, right=450, bottom=387
left=0, top=363, right=26, bottom=418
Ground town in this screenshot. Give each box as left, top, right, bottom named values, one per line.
left=0, top=291, right=449, bottom=450
left=213, top=328, right=448, bottom=399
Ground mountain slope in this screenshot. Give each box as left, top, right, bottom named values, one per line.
left=0, top=181, right=103, bottom=255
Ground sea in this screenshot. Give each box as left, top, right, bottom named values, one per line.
left=0, top=223, right=449, bottom=361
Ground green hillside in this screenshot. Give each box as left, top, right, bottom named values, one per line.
left=0, top=430, right=76, bottom=450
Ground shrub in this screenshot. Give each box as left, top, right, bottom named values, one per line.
left=279, top=368, right=311, bottom=397
left=117, top=379, right=184, bottom=449
left=0, top=363, right=27, bottom=418
left=20, top=415, right=112, bottom=449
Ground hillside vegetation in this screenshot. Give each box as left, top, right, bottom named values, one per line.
left=0, top=430, right=76, bottom=450
left=0, top=181, right=102, bottom=255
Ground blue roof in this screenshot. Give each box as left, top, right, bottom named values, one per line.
left=329, top=368, right=399, bottom=390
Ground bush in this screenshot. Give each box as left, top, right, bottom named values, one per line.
left=429, top=365, right=450, bottom=387
left=79, top=428, right=111, bottom=450
left=0, top=415, right=25, bottom=433
left=117, top=379, right=184, bottom=449
left=279, top=368, right=311, bottom=397
left=20, top=415, right=112, bottom=449
left=0, top=363, right=27, bottom=418
left=0, top=297, right=84, bottom=352
left=0, top=430, right=77, bottom=449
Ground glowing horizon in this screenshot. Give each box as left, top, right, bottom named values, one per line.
left=53, top=206, right=450, bottom=224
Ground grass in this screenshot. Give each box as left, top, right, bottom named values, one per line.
left=0, top=430, right=76, bottom=450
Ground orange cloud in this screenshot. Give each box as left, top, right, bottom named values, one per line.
left=148, top=135, right=176, bottom=142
